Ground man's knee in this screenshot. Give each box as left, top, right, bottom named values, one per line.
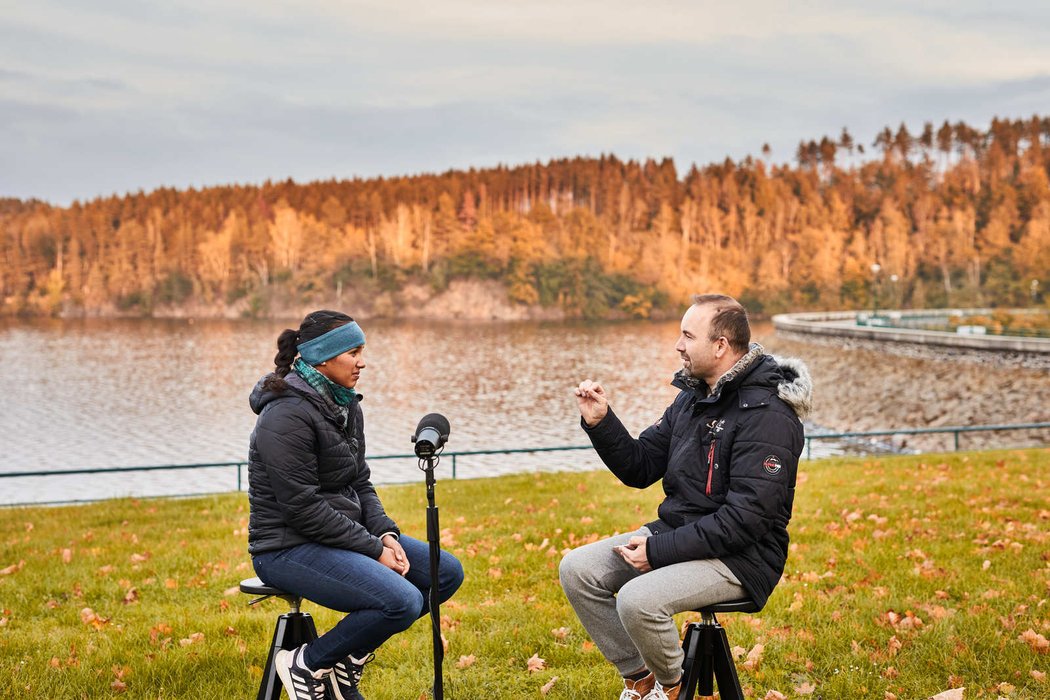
left=615, top=578, right=659, bottom=627
left=558, top=547, right=587, bottom=589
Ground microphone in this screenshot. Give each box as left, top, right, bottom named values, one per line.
left=413, top=413, right=450, bottom=458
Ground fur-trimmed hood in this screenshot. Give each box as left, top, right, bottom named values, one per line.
left=673, top=343, right=813, bottom=419
left=770, top=355, right=813, bottom=419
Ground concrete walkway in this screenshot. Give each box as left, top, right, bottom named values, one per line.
left=773, top=309, right=1050, bottom=353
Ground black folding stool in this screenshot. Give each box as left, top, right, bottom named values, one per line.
left=679, top=598, right=759, bottom=699
left=240, top=576, right=319, bottom=700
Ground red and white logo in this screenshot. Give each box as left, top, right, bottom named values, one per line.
left=762, top=455, right=782, bottom=475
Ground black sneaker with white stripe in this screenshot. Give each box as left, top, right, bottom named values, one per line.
left=275, top=643, right=331, bottom=700
left=328, top=652, right=374, bottom=700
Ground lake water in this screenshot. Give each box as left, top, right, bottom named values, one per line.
left=0, top=317, right=848, bottom=504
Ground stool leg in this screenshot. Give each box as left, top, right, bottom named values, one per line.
left=258, top=614, right=290, bottom=700
left=258, top=612, right=318, bottom=700
left=697, top=626, right=715, bottom=697
left=680, top=624, right=702, bottom=699
left=710, top=625, right=745, bottom=700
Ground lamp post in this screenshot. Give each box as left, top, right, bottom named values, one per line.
left=1032, top=279, right=1040, bottom=306
left=870, top=263, right=882, bottom=317
left=889, top=274, right=899, bottom=309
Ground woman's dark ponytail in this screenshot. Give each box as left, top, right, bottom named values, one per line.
left=262, top=310, right=354, bottom=393
left=273, top=328, right=299, bottom=378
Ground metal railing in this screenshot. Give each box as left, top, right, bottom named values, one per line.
left=1, top=423, right=1046, bottom=505
left=802, top=422, right=1050, bottom=459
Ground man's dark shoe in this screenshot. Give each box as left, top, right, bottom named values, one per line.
left=328, top=652, right=374, bottom=700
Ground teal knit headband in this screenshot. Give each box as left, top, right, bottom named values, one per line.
left=297, top=322, right=366, bottom=365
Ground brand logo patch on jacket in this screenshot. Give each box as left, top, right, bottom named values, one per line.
left=762, top=455, right=783, bottom=475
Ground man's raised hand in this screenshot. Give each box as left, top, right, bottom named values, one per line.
left=575, top=380, right=608, bottom=427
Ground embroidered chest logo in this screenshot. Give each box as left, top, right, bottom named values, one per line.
left=706, top=418, right=725, bottom=435
left=762, top=455, right=783, bottom=475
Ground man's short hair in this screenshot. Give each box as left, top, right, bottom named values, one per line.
left=691, top=294, right=751, bottom=353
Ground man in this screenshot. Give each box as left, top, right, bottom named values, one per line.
left=559, top=294, right=811, bottom=700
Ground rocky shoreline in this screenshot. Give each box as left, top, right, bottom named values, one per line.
left=761, top=329, right=1050, bottom=453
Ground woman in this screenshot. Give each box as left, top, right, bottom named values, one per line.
left=248, top=310, right=464, bottom=700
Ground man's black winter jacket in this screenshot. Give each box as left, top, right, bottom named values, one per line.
left=247, top=373, right=399, bottom=557
left=583, top=350, right=810, bottom=609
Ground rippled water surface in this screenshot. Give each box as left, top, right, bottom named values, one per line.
left=5, top=315, right=1043, bottom=505
left=3, top=317, right=722, bottom=502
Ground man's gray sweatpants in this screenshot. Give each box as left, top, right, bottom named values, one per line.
left=559, top=527, right=747, bottom=685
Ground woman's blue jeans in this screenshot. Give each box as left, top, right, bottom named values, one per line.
left=252, top=535, right=464, bottom=669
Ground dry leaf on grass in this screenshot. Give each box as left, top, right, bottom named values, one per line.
left=79, top=608, right=110, bottom=630
left=540, top=676, right=558, bottom=695
left=794, top=681, right=816, bottom=694
left=1019, top=629, right=1049, bottom=654
left=455, top=655, right=476, bottom=669
left=1031, top=669, right=1046, bottom=682
left=742, top=644, right=764, bottom=671
left=526, top=653, right=546, bottom=673
left=179, top=632, right=204, bottom=646
left=551, top=627, right=570, bottom=640
left=0, top=560, right=25, bottom=576
left=928, top=689, right=964, bottom=700
left=763, top=691, right=786, bottom=700
left=887, top=635, right=902, bottom=656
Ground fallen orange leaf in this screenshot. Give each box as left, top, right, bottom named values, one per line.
left=526, top=653, right=546, bottom=673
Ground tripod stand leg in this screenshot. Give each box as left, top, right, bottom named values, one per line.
left=680, top=624, right=702, bottom=699
left=425, top=459, right=444, bottom=700
left=711, top=626, right=745, bottom=700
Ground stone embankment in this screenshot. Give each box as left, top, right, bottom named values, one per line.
left=761, top=323, right=1050, bottom=453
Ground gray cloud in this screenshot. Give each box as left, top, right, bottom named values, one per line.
left=2, top=1, right=1049, bottom=203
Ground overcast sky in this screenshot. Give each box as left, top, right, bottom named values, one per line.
left=3, top=1, right=1049, bottom=205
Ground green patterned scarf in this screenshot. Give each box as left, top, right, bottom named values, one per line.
left=293, top=358, right=357, bottom=425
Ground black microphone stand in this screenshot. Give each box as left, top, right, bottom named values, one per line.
left=418, top=450, right=445, bottom=700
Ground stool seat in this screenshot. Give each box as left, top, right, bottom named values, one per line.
left=696, top=598, right=759, bottom=615
left=239, top=577, right=286, bottom=596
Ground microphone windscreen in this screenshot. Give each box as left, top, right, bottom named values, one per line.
left=415, top=413, right=451, bottom=440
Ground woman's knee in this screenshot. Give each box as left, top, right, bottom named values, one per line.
left=440, top=552, right=465, bottom=597
left=382, top=585, right=425, bottom=628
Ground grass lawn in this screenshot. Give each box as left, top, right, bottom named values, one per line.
left=1, top=449, right=1048, bottom=699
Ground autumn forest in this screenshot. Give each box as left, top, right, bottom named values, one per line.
left=3, top=116, right=1050, bottom=319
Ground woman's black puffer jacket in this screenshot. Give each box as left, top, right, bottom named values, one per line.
left=247, top=372, right=398, bottom=558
